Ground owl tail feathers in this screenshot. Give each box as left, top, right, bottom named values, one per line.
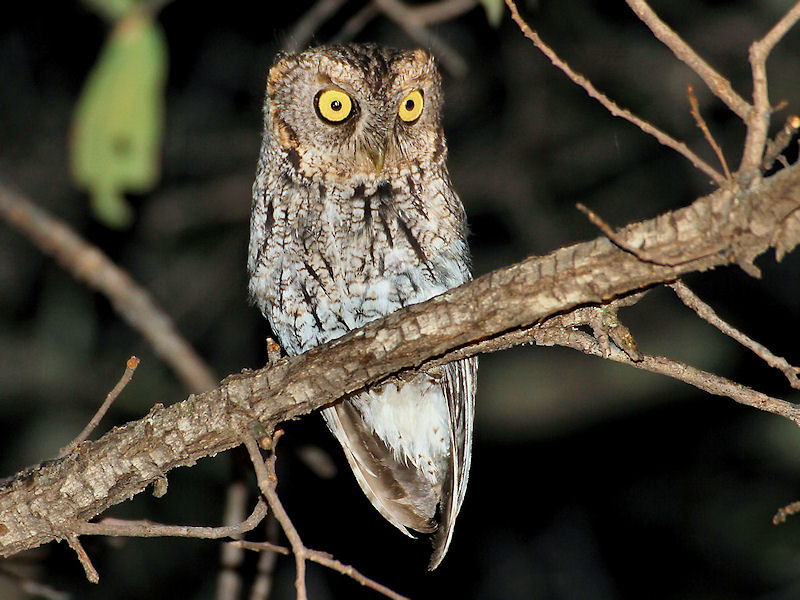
left=322, top=402, right=441, bottom=538
left=427, top=434, right=458, bottom=570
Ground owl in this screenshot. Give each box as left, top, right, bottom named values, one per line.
left=248, top=43, right=476, bottom=569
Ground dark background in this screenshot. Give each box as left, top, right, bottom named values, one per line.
left=2, top=1, right=800, bottom=598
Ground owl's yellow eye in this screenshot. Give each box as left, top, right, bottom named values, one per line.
left=316, top=89, right=353, bottom=123
left=398, top=89, right=424, bottom=123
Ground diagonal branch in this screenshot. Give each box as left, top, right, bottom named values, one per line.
left=0, top=182, right=217, bottom=393
left=625, top=0, right=751, bottom=119
left=740, top=1, right=800, bottom=179
left=687, top=84, right=732, bottom=180
left=504, top=0, right=725, bottom=184
left=242, top=433, right=410, bottom=600
left=669, top=281, right=800, bottom=389
left=60, top=356, right=141, bottom=456
left=1, top=162, right=799, bottom=559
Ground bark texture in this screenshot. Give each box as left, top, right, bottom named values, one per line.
left=1, top=162, right=799, bottom=558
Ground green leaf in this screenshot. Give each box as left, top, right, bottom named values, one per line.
left=81, top=0, right=137, bottom=22
left=70, top=14, right=167, bottom=228
left=479, top=0, right=505, bottom=27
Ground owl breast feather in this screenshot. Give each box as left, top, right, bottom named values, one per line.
left=250, top=170, right=469, bottom=355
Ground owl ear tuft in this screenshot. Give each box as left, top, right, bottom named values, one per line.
left=267, top=53, right=295, bottom=98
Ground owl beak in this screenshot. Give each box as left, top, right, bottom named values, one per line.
left=368, top=145, right=386, bottom=174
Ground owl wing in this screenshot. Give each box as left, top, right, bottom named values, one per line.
left=428, top=355, right=477, bottom=570
left=322, top=400, right=441, bottom=536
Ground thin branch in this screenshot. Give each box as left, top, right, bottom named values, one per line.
left=66, top=535, right=98, bottom=584
left=216, top=480, right=249, bottom=600
left=0, top=183, right=217, bottom=393
left=574, top=202, right=720, bottom=267
left=537, top=319, right=800, bottom=425
left=242, top=433, right=410, bottom=600
left=669, top=281, right=800, bottom=389
left=762, top=114, right=800, bottom=171
left=625, top=0, right=751, bottom=120
left=0, top=564, right=70, bottom=600
left=284, top=0, right=348, bottom=52
left=773, top=500, right=800, bottom=524
left=235, top=540, right=412, bottom=600
left=332, top=3, right=379, bottom=42
left=333, top=0, right=476, bottom=44
left=575, top=202, right=662, bottom=263
left=373, top=0, right=468, bottom=77
left=244, top=432, right=307, bottom=600
left=633, top=355, right=800, bottom=423
left=248, top=515, right=281, bottom=600
left=687, top=84, right=732, bottom=180
left=233, top=539, right=290, bottom=556
left=504, top=0, right=725, bottom=184
left=78, top=498, right=267, bottom=538
left=60, top=356, right=140, bottom=456
left=740, top=1, right=800, bottom=179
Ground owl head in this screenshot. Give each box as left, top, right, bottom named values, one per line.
left=264, top=44, right=445, bottom=182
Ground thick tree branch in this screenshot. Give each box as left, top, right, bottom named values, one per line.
left=1, top=160, right=799, bottom=559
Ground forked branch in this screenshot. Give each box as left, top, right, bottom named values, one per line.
left=625, top=0, right=751, bottom=119
left=741, top=1, right=800, bottom=179
left=242, top=433, right=410, bottom=600
left=504, top=0, right=725, bottom=184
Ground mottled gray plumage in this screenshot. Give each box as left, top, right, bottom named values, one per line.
left=248, top=43, right=476, bottom=569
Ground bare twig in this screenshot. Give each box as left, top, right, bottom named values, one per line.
left=763, top=114, right=800, bottom=170
left=332, top=3, right=379, bottom=42
left=536, top=319, right=800, bottom=425
left=244, top=431, right=307, bottom=600
left=284, top=0, right=348, bottom=52
left=0, top=183, right=217, bottom=393
left=266, top=337, right=282, bottom=365
left=0, top=564, right=70, bottom=600
left=574, top=202, right=718, bottom=267
left=233, top=539, right=290, bottom=556
left=740, top=1, right=800, bottom=180
left=575, top=202, right=659, bottom=263
left=687, top=84, right=732, bottom=180
left=292, top=0, right=478, bottom=52
left=669, top=281, right=800, bottom=389
left=628, top=355, right=800, bottom=423
left=67, top=535, right=98, bottom=584
left=216, top=480, right=249, bottom=600
left=78, top=498, right=267, bottom=539
left=60, top=356, right=140, bottom=456
left=625, top=0, right=751, bottom=119
left=373, top=0, right=468, bottom=77
left=504, top=0, right=725, bottom=184
left=242, top=433, right=410, bottom=600
left=773, top=500, right=800, bottom=524
left=236, top=539, right=412, bottom=600
left=248, top=515, right=281, bottom=600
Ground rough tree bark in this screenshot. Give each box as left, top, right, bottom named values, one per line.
left=1, top=160, right=798, bottom=558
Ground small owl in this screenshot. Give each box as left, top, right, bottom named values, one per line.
left=248, top=43, right=476, bottom=569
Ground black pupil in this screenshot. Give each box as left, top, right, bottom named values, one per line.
left=405, top=99, right=415, bottom=111
left=330, top=100, right=342, bottom=111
